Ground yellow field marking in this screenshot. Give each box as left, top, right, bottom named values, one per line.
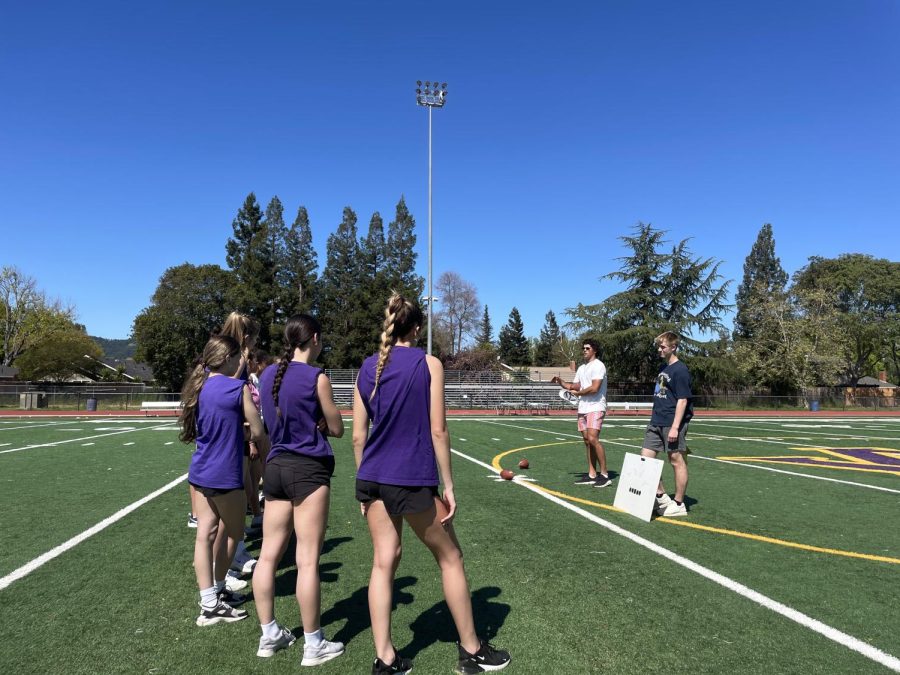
left=493, top=442, right=900, bottom=566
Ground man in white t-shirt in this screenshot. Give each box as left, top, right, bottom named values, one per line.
left=551, top=338, right=611, bottom=487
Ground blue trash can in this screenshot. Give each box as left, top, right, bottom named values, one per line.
left=86, top=397, right=98, bottom=412
left=810, top=400, right=820, bottom=412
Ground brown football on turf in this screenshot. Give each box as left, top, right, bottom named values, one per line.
left=500, top=469, right=514, bottom=480
left=518, top=459, right=529, bottom=469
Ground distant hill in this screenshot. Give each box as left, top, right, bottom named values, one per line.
left=91, top=337, right=136, bottom=361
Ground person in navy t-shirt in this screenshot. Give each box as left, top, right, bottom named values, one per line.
left=352, top=293, right=511, bottom=675
left=641, top=331, right=693, bottom=517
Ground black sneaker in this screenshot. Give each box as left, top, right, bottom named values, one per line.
left=593, top=474, right=613, bottom=488
left=195, top=600, right=248, bottom=626
left=372, top=655, right=413, bottom=674
left=574, top=474, right=597, bottom=485
left=218, top=586, right=248, bottom=607
left=456, top=640, right=511, bottom=673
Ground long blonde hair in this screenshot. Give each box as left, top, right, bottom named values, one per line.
left=179, top=335, right=241, bottom=443
left=220, top=311, right=260, bottom=351
left=370, top=292, right=423, bottom=401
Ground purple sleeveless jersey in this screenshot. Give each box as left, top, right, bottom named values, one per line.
left=259, top=361, right=333, bottom=460
left=189, top=375, right=245, bottom=490
left=356, top=346, right=438, bottom=486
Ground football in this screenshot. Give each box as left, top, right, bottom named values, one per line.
left=518, top=459, right=529, bottom=469
left=500, top=469, right=514, bottom=480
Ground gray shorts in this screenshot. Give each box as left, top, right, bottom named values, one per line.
left=643, top=424, right=689, bottom=454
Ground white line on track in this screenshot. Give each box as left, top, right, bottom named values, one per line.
left=480, top=420, right=900, bottom=495
left=450, top=446, right=900, bottom=672
left=0, top=420, right=81, bottom=433
left=0, top=473, right=188, bottom=591
left=0, top=423, right=174, bottom=455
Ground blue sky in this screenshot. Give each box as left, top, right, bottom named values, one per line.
left=2, top=1, right=898, bottom=342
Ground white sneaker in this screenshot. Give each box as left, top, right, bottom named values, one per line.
left=225, top=571, right=248, bottom=592
left=654, top=492, right=673, bottom=514
left=660, top=500, right=687, bottom=517
left=231, top=544, right=257, bottom=576
left=257, top=626, right=297, bottom=657
left=301, top=638, right=345, bottom=666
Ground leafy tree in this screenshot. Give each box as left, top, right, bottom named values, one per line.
left=498, top=307, right=530, bottom=365
left=792, top=254, right=900, bottom=382
left=534, top=310, right=563, bottom=366
left=132, top=264, right=237, bottom=390
left=435, top=271, right=480, bottom=354
left=318, top=207, right=371, bottom=367
left=15, top=327, right=102, bottom=382
left=567, top=223, right=731, bottom=381
left=280, top=205, right=319, bottom=317
left=225, top=192, right=275, bottom=349
left=443, top=347, right=499, bottom=371
left=476, top=305, right=493, bottom=348
left=385, top=196, right=424, bottom=299
left=733, top=223, right=788, bottom=341
left=1, top=266, right=76, bottom=366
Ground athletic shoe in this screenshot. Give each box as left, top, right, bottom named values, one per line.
left=218, top=586, right=248, bottom=606
left=224, top=571, right=248, bottom=592
left=592, top=474, right=613, bottom=488
left=196, top=600, right=247, bottom=626
left=187, top=513, right=198, bottom=528
left=301, top=638, right=345, bottom=666
left=660, top=500, right=688, bottom=517
left=456, top=640, right=511, bottom=673
left=655, top=492, right=673, bottom=514
left=257, top=626, right=296, bottom=657
left=231, top=549, right=257, bottom=576
left=372, top=655, right=413, bottom=674
left=574, top=474, right=597, bottom=485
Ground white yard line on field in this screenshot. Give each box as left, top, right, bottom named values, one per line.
left=0, top=420, right=83, bottom=433
left=451, top=445, right=900, bottom=673
left=0, top=423, right=175, bottom=455
left=479, top=420, right=900, bottom=495
left=0, top=473, right=188, bottom=591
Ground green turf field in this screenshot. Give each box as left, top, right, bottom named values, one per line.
left=1, top=415, right=898, bottom=674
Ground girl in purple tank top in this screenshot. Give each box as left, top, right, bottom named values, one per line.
left=251, top=315, right=345, bottom=665
left=352, top=294, right=511, bottom=675
left=179, top=334, right=268, bottom=627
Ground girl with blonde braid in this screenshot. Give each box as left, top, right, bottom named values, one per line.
left=353, top=293, right=511, bottom=675
left=253, top=314, right=345, bottom=665
left=180, top=335, right=268, bottom=626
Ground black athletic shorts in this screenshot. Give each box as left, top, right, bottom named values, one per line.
left=263, top=452, right=335, bottom=502
left=190, top=482, right=242, bottom=499
left=355, top=479, right=439, bottom=516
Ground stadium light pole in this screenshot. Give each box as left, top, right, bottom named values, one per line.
left=416, top=80, right=447, bottom=355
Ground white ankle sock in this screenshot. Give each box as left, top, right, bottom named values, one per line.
left=304, top=629, right=324, bottom=647
left=200, top=586, right=218, bottom=609
left=262, top=619, right=281, bottom=639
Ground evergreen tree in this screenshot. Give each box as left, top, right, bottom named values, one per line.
left=534, top=310, right=562, bottom=366
left=280, top=205, right=318, bottom=317
left=498, top=307, right=531, bottom=365
left=360, top=211, right=392, bottom=341
left=567, top=222, right=731, bottom=381
left=263, top=196, right=288, bottom=330
left=385, top=197, right=424, bottom=299
left=225, top=193, right=275, bottom=349
left=318, top=207, right=370, bottom=367
left=477, top=305, right=493, bottom=347
left=733, top=223, right=788, bottom=340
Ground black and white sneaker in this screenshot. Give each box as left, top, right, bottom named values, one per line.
left=372, top=654, right=413, bottom=674
left=574, top=474, right=597, bottom=485
left=196, top=600, right=248, bottom=626
left=456, top=640, right=511, bottom=673
left=592, top=474, right=613, bottom=488
left=218, top=586, right=248, bottom=607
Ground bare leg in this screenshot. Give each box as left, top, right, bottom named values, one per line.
left=641, top=448, right=666, bottom=494
left=365, top=501, right=403, bottom=664
left=252, top=497, right=293, bottom=624
left=193, top=493, right=220, bottom=591
left=211, top=490, right=247, bottom=583
left=581, top=431, right=597, bottom=478
left=406, top=499, right=480, bottom=656
left=670, top=451, right=688, bottom=502
left=584, top=428, right=607, bottom=476
left=294, top=486, right=330, bottom=633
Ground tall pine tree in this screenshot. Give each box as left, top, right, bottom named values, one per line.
left=477, top=305, right=493, bottom=348
left=534, top=310, right=562, bottom=366
left=280, top=205, right=319, bottom=318
left=733, top=223, right=788, bottom=341
left=263, top=196, right=288, bottom=332
left=385, top=197, right=424, bottom=299
left=498, top=307, right=531, bottom=366
left=225, top=192, right=275, bottom=349
left=360, top=211, right=392, bottom=339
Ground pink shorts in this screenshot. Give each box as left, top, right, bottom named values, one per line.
left=577, top=411, right=605, bottom=432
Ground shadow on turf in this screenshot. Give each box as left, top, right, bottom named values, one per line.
left=268, top=536, right=353, bottom=597
left=317, top=576, right=418, bottom=647
left=401, top=586, right=510, bottom=660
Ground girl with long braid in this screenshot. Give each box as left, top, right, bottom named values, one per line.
left=253, top=314, right=345, bottom=666
left=180, top=335, right=268, bottom=626
left=353, top=293, right=511, bottom=675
